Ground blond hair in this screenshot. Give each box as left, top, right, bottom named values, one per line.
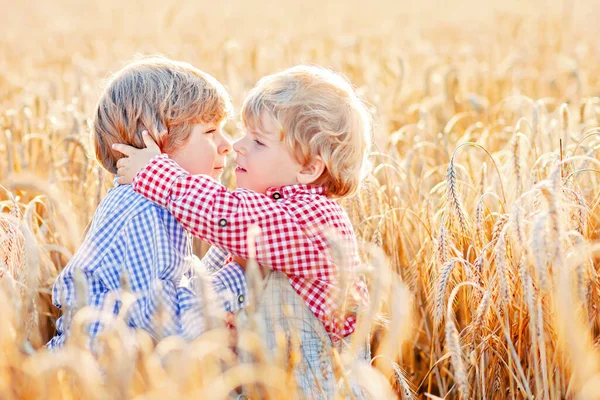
left=93, top=56, right=232, bottom=174
left=241, top=65, right=372, bottom=198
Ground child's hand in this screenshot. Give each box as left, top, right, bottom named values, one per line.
left=112, top=131, right=161, bottom=185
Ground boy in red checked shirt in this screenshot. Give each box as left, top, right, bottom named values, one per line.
left=114, top=65, right=372, bottom=398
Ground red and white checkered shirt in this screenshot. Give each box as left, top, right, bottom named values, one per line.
left=132, top=155, right=369, bottom=339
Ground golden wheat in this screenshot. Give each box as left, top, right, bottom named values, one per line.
left=2, top=1, right=600, bottom=398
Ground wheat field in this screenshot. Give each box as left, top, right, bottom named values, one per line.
left=2, top=0, right=600, bottom=399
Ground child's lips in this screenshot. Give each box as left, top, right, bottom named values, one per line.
left=235, top=166, right=247, bottom=172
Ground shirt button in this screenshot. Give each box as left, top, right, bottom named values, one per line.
left=272, top=192, right=282, bottom=200
left=237, top=294, right=245, bottom=304
left=218, top=218, right=227, bottom=227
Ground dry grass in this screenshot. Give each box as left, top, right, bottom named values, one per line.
left=2, top=0, right=600, bottom=398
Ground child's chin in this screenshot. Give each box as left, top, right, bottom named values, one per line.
left=234, top=171, right=245, bottom=183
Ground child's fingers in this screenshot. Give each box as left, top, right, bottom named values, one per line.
left=116, top=158, right=128, bottom=169
left=117, top=166, right=127, bottom=177
left=142, top=131, right=161, bottom=152
left=112, top=143, right=135, bottom=156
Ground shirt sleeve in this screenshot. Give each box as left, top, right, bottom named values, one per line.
left=210, top=261, right=249, bottom=312
left=186, top=253, right=248, bottom=313
left=132, top=155, right=333, bottom=281
left=177, top=260, right=248, bottom=337
left=198, top=246, right=231, bottom=273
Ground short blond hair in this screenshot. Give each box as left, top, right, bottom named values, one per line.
left=241, top=65, right=372, bottom=198
left=93, top=56, right=232, bottom=174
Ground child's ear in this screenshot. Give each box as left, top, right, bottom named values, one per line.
left=297, top=156, right=326, bottom=185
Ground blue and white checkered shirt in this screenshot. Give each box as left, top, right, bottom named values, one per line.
left=47, top=183, right=248, bottom=350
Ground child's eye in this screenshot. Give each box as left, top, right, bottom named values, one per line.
left=253, top=139, right=265, bottom=146
left=205, top=129, right=216, bottom=135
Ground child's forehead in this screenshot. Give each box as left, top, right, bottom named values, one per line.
left=194, top=115, right=227, bottom=127
left=244, top=111, right=281, bottom=136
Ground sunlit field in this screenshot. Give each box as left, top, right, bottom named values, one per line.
left=2, top=0, right=600, bottom=398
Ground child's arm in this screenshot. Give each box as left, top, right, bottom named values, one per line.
left=177, top=258, right=249, bottom=338
left=177, top=256, right=248, bottom=337
left=197, top=246, right=230, bottom=273
left=129, top=154, right=333, bottom=281
left=210, top=261, right=249, bottom=311
left=189, top=249, right=249, bottom=312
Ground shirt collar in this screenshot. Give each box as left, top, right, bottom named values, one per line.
left=265, top=184, right=325, bottom=199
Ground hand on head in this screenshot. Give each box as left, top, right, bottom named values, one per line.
left=112, top=131, right=161, bottom=184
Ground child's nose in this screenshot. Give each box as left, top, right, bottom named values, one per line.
left=233, top=137, right=246, bottom=155
left=217, top=133, right=232, bottom=155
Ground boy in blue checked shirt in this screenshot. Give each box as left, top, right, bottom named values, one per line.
left=47, top=57, right=248, bottom=350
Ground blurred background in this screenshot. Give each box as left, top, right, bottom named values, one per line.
left=2, top=0, right=598, bottom=145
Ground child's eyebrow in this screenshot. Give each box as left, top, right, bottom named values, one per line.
left=247, top=123, right=283, bottom=143
left=250, top=129, right=273, bottom=142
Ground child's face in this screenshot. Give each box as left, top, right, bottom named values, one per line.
left=168, top=122, right=232, bottom=180
left=233, top=114, right=302, bottom=193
